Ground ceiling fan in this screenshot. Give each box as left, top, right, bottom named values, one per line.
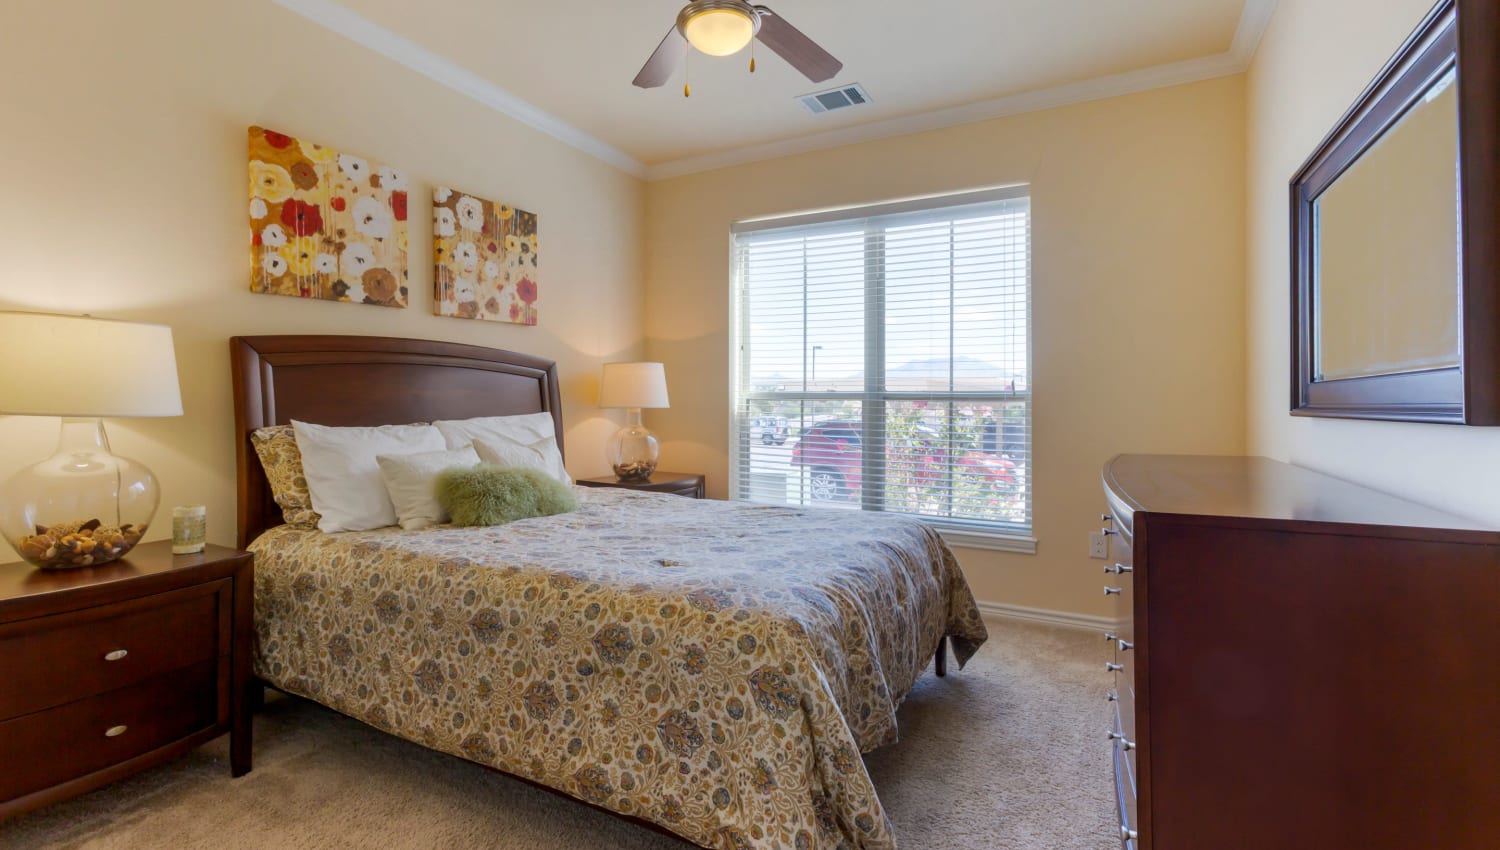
left=633, top=0, right=843, bottom=94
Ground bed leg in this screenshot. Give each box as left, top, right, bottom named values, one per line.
left=934, top=635, right=948, bottom=678
left=249, top=678, right=266, bottom=713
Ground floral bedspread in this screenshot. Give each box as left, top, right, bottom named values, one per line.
left=250, top=487, right=988, bottom=849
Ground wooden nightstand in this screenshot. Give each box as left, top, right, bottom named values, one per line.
left=576, top=472, right=706, bottom=499
left=0, top=541, right=254, bottom=820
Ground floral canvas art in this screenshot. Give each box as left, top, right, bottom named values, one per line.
left=433, top=186, right=538, bottom=325
left=248, top=126, right=409, bottom=308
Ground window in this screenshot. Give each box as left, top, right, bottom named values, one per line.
left=730, top=187, right=1033, bottom=549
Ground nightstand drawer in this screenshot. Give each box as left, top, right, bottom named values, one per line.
left=0, top=581, right=227, bottom=720
left=0, top=660, right=219, bottom=802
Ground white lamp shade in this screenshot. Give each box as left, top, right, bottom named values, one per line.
left=0, top=312, right=184, bottom=418
left=682, top=8, right=755, bottom=56
left=599, top=362, right=670, bottom=409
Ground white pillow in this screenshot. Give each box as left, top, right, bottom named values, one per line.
left=470, top=435, right=563, bottom=478
left=376, top=445, right=482, bottom=530
left=432, top=413, right=570, bottom=484
left=292, top=421, right=447, bottom=532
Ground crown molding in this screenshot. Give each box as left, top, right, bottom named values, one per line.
left=271, top=0, right=648, bottom=178
left=648, top=0, right=1278, bottom=180
left=275, top=0, right=1276, bottom=184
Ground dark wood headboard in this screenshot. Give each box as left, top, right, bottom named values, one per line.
left=231, top=335, right=563, bottom=548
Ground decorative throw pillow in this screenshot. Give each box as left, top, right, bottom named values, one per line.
left=376, top=445, right=482, bottom=531
left=250, top=425, right=321, bottom=530
left=435, top=465, right=579, bottom=527
left=292, top=420, right=448, bottom=533
left=432, top=413, right=571, bottom=484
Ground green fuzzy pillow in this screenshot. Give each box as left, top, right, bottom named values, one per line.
left=434, top=465, right=578, bottom=527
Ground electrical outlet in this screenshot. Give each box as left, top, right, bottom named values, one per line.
left=1089, top=531, right=1109, bottom=559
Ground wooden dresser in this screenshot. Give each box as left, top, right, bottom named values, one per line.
left=1100, top=455, right=1499, bottom=850
left=0, top=542, right=254, bottom=819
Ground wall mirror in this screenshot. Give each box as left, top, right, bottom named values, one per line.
left=1291, top=0, right=1500, bottom=423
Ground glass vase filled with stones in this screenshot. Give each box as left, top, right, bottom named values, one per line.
left=607, top=410, right=660, bottom=482
left=0, top=419, right=157, bottom=569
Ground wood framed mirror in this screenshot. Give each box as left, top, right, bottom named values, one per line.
left=1291, top=0, right=1500, bottom=424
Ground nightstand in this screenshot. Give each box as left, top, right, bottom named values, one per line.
left=576, top=472, right=706, bottom=499
left=0, top=541, right=254, bottom=820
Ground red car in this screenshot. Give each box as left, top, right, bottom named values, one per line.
left=788, top=419, right=1017, bottom=503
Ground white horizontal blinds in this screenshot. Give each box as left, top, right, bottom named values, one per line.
left=732, top=190, right=1032, bottom=534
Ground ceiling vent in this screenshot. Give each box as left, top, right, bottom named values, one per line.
left=799, top=83, right=871, bottom=115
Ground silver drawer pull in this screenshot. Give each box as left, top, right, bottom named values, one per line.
left=1104, top=632, right=1117, bottom=642
left=1121, top=825, right=1139, bottom=841
left=104, top=649, right=128, bottom=662
left=1101, top=528, right=1118, bottom=536
left=1106, top=662, right=1124, bottom=672
left=105, top=725, right=128, bottom=738
left=1109, top=732, right=1137, bottom=750
left=1106, top=690, right=1118, bottom=702
left=1118, top=640, right=1134, bottom=652
left=1108, top=731, right=1125, bottom=741
left=1101, top=513, right=1112, bottom=523
left=1104, top=586, right=1122, bottom=596
left=1105, top=563, right=1133, bottom=574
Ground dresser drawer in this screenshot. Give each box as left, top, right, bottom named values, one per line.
left=0, top=660, right=220, bottom=802
left=0, top=581, right=228, bottom=720
left=1113, top=736, right=1139, bottom=848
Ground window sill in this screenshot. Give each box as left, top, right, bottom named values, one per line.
left=936, top=526, right=1037, bottom=554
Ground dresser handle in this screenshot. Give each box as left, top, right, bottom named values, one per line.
left=1121, top=825, right=1139, bottom=841
left=1108, top=732, right=1137, bottom=750
left=1106, top=662, right=1124, bottom=672
left=1106, top=690, right=1118, bottom=702
left=1101, top=513, right=1112, bottom=523
left=1101, top=528, right=1119, bottom=536
left=1104, top=631, right=1117, bottom=642
left=1104, top=586, right=1122, bottom=596
left=1118, top=640, right=1134, bottom=652
left=104, top=649, right=128, bottom=662
left=105, top=725, right=128, bottom=738
left=1105, top=563, right=1133, bottom=574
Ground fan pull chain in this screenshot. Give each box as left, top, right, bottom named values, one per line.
left=684, top=40, right=691, bottom=97
left=750, top=39, right=756, bottom=74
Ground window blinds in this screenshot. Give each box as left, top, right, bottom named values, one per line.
left=730, top=188, right=1032, bottom=535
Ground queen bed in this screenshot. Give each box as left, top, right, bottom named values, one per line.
left=232, top=334, right=988, bottom=850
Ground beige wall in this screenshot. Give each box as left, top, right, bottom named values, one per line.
left=0, top=0, right=645, bottom=561
left=1246, top=0, right=1500, bottom=523
left=645, top=76, right=1248, bottom=617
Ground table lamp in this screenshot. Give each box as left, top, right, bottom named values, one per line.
left=598, top=362, right=670, bottom=482
left=0, top=312, right=183, bottom=569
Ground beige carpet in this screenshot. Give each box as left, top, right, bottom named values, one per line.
left=2, top=620, right=1114, bottom=850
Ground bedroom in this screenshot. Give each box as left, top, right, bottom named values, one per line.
left=0, top=0, right=1495, bottom=848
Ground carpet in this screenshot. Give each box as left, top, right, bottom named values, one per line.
left=1, top=619, right=1115, bottom=850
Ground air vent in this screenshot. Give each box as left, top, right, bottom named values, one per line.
left=799, top=83, right=871, bottom=115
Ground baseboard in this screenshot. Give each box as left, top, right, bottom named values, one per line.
left=975, top=600, right=1116, bottom=632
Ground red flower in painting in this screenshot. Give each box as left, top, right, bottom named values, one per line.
left=263, top=130, right=293, bottom=149
left=516, top=278, right=537, bottom=304
left=509, top=302, right=521, bottom=321
left=280, top=199, right=323, bottom=236
left=331, top=197, right=347, bottom=212
left=488, top=241, right=498, bottom=253
left=390, top=191, right=408, bottom=221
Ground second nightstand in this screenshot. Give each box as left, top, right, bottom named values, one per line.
left=0, top=541, right=254, bottom=821
left=576, top=472, right=706, bottom=499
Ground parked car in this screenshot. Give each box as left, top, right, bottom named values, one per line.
left=788, top=419, right=1017, bottom=502
left=750, top=415, right=790, bottom=446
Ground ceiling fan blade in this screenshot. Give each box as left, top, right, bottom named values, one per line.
left=634, top=26, right=686, bottom=88
left=753, top=6, right=843, bottom=83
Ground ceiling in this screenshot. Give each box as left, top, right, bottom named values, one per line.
left=295, top=0, right=1267, bottom=177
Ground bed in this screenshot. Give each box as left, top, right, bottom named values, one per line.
left=232, top=334, right=989, bottom=850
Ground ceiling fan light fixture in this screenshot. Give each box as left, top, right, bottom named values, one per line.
left=677, top=1, right=759, bottom=57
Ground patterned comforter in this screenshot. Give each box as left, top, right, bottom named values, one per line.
left=250, top=487, right=988, bottom=849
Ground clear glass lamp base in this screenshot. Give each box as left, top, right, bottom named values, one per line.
left=0, top=418, right=159, bottom=570
left=607, top=410, right=660, bottom=482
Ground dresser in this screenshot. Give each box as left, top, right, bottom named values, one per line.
left=1100, top=455, right=1499, bottom=850
left=0, top=542, right=254, bottom=820
left=575, top=472, right=707, bottom=499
